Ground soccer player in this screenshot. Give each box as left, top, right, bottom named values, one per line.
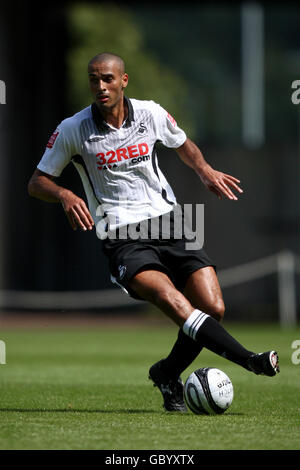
left=28, top=52, right=279, bottom=412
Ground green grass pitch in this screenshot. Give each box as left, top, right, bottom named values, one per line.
left=0, top=320, right=299, bottom=450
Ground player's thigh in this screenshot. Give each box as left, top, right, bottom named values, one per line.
left=183, top=266, right=225, bottom=321
left=128, top=269, right=193, bottom=326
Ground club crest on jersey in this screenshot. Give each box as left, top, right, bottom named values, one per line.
left=46, top=130, right=59, bottom=148
left=118, top=265, right=127, bottom=280
left=137, top=122, right=148, bottom=134
left=87, top=136, right=105, bottom=143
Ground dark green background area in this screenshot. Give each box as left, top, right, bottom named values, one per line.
left=0, top=2, right=300, bottom=320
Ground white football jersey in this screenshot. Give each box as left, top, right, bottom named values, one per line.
left=37, top=98, right=187, bottom=238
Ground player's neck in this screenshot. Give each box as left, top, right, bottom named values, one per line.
left=97, top=97, right=128, bottom=129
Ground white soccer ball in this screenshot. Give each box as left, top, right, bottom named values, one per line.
left=184, top=367, right=234, bottom=415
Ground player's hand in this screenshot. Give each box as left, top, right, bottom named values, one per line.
left=199, top=165, right=243, bottom=201
left=59, top=190, right=94, bottom=231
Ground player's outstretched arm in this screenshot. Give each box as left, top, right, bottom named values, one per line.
left=175, top=138, right=243, bottom=201
left=28, top=169, right=94, bottom=231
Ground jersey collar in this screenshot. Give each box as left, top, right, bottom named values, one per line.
left=91, top=97, right=134, bottom=130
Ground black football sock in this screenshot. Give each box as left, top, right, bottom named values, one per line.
left=183, top=309, right=254, bottom=370
left=160, top=328, right=203, bottom=379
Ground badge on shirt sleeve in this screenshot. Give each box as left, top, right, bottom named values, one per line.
left=166, top=112, right=177, bottom=127
left=46, top=129, right=60, bottom=148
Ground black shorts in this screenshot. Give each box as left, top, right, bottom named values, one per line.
left=102, top=213, right=216, bottom=300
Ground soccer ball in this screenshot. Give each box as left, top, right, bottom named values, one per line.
left=184, top=367, right=234, bottom=415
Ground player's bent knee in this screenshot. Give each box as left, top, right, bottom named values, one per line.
left=206, top=301, right=225, bottom=322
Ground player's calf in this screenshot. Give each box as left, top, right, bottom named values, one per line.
left=129, top=269, right=194, bottom=327
left=182, top=309, right=280, bottom=376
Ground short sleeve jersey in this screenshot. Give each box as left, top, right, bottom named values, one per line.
left=37, top=98, right=187, bottom=238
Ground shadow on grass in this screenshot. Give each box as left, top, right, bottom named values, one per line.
left=0, top=408, right=162, bottom=414
left=0, top=408, right=244, bottom=416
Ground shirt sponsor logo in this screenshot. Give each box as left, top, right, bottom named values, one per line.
left=96, top=142, right=150, bottom=170
left=46, top=130, right=59, bottom=148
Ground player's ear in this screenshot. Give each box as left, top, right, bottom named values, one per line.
left=121, top=73, right=129, bottom=89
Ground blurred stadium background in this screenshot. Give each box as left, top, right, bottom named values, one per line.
left=0, top=1, right=300, bottom=325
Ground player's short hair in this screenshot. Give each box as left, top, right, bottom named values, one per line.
left=88, top=53, right=125, bottom=75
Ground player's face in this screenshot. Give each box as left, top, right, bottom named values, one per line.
left=88, top=60, right=128, bottom=111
